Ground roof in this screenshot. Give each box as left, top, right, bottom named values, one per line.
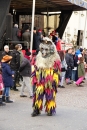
left=10, top=0, right=87, bottom=14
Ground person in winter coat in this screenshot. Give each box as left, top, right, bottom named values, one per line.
left=71, top=49, right=78, bottom=81
left=2, top=45, right=11, bottom=57
left=10, top=44, right=21, bottom=91
left=22, top=25, right=30, bottom=49
left=1, top=55, right=14, bottom=103
left=12, top=23, right=21, bottom=41
left=75, top=57, right=85, bottom=87
left=58, top=51, right=67, bottom=88
left=65, top=47, right=74, bottom=84
left=33, top=27, right=42, bottom=52
left=19, top=57, right=33, bottom=98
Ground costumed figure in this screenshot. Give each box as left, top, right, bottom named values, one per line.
left=31, top=38, right=61, bottom=117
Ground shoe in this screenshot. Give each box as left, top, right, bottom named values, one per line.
left=61, top=86, right=65, bottom=88
left=66, top=82, right=72, bottom=85
left=2, top=96, right=5, bottom=102
left=16, top=83, right=21, bottom=87
left=5, top=97, right=13, bottom=103
left=20, top=95, right=27, bottom=97
left=81, top=81, right=85, bottom=83
left=58, top=85, right=65, bottom=88
left=29, top=96, right=33, bottom=99
left=58, top=85, right=61, bottom=88
left=13, top=88, right=19, bottom=91
left=47, top=112, right=52, bottom=116
left=31, top=111, right=38, bottom=117
left=31, top=109, right=40, bottom=117
left=79, top=84, right=84, bottom=87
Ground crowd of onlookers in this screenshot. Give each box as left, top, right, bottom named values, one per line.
left=58, top=46, right=87, bottom=88
left=0, top=44, right=33, bottom=106
left=0, top=23, right=87, bottom=106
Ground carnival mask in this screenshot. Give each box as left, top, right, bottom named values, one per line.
left=39, top=40, right=54, bottom=58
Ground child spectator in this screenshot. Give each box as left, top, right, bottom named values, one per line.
left=1, top=55, right=14, bottom=103
left=75, top=57, right=85, bottom=87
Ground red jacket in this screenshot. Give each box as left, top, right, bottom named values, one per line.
left=56, top=39, right=61, bottom=51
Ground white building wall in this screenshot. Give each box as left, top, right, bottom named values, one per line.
left=63, top=11, right=87, bottom=48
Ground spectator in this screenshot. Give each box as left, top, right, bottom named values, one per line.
left=65, top=47, right=74, bottom=84
left=12, top=23, right=21, bottom=42
left=22, top=24, right=30, bottom=49
left=75, top=57, right=85, bottom=87
left=71, top=48, right=78, bottom=82
left=58, top=51, right=67, bottom=88
left=33, top=27, right=42, bottom=52
left=19, top=57, right=33, bottom=98
left=2, top=45, right=11, bottom=57
left=1, top=55, right=14, bottom=103
left=10, top=44, right=21, bottom=91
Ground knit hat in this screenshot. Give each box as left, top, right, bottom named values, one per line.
left=1, top=55, right=12, bottom=62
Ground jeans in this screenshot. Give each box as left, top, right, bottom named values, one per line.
left=65, top=68, right=72, bottom=83
left=3, top=87, right=10, bottom=97
left=71, top=70, right=76, bottom=81
left=65, top=68, right=72, bottom=79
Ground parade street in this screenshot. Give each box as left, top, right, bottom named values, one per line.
left=0, top=80, right=87, bottom=130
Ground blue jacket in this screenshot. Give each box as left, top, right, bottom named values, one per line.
left=1, top=63, right=14, bottom=87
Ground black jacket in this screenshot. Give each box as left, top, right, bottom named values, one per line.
left=19, top=57, right=31, bottom=77
left=2, top=51, right=11, bottom=57
left=12, top=27, right=20, bottom=41
left=65, top=53, right=74, bottom=69
left=10, top=49, right=20, bottom=71
left=33, top=32, right=41, bottom=50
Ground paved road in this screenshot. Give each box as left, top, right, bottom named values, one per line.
left=0, top=80, right=87, bottom=130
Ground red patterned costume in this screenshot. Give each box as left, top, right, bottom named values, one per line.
left=31, top=39, right=60, bottom=116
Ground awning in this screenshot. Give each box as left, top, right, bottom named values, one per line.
left=10, top=0, right=87, bottom=14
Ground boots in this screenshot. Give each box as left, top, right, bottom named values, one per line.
left=6, top=97, right=13, bottom=103
left=31, top=109, right=41, bottom=117
left=2, top=96, right=5, bottom=102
